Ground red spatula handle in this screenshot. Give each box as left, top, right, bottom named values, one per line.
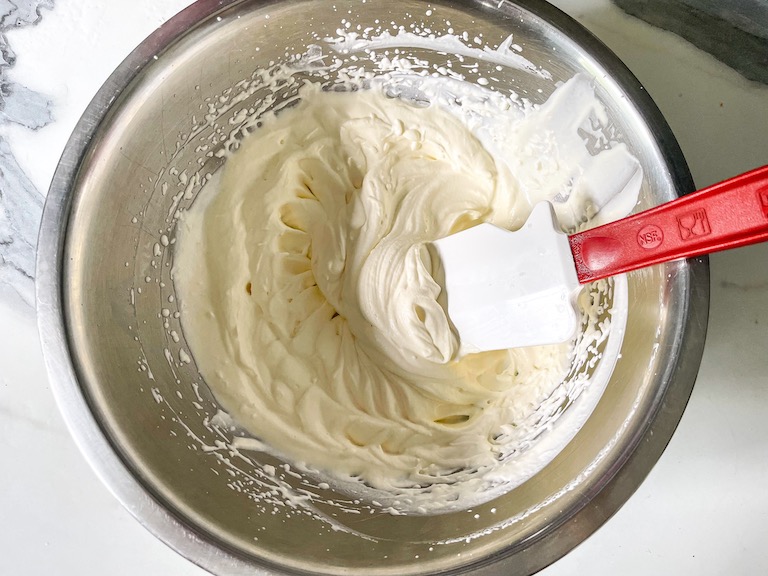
left=569, top=165, right=768, bottom=284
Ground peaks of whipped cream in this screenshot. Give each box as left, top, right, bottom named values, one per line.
left=172, top=66, right=640, bottom=513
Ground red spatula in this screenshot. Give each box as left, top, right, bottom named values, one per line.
left=430, top=165, right=768, bottom=354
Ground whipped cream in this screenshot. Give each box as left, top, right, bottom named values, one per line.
left=174, top=73, right=641, bottom=513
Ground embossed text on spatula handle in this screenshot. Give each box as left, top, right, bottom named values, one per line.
left=569, top=165, right=768, bottom=283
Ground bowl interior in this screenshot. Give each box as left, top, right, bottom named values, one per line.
left=58, top=0, right=701, bottom=574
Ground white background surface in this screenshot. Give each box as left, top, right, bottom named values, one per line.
left=1, top=1, right=767, bottom=574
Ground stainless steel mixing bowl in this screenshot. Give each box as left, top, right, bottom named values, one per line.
left=36, top=0, right=709, bottom=574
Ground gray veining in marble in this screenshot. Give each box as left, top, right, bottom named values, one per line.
left=0, top=0, right=53, bottom=308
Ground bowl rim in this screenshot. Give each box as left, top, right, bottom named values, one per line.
left=35, top=0, right=709, bottom=574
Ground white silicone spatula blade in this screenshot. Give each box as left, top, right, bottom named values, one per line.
left=430, top=202, right=581, bottom=354
left=431, top=166, right=768, bottom=355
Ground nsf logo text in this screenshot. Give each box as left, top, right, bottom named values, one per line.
left=637, top=225, right=663, bottom=249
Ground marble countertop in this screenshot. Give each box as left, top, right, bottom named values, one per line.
left=1, top=1, right=766, bottom=574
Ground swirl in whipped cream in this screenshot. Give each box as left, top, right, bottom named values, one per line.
left=174, top=75, right=641, bottom=513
